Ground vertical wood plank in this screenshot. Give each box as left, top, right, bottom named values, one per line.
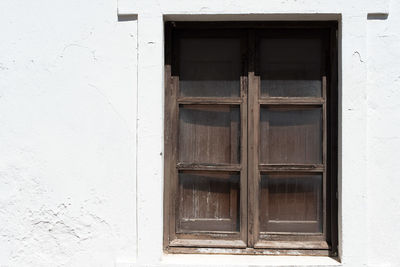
left=163, top=22, right=173, bottom=249
left=247, top=29, right=260, bottom=247
left=329, top=24, right=339, bottom=256
left=169, top=26, right=180, bottom=244
left=239, top=32, right=248, bottom=245
left=169, top=76, right=179, bottom=243
left=231, top=107, right=239, bottom=164
left=322, top=75, right=327, bottom=240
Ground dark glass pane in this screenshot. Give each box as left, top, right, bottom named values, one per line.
left=260, top=38, right=322, bottom=97
left=260, top=173, right=322, bottom=233
left=179, top=38, right=241, bottom=97
left=177, top=171, right=240, bottom=232
left=179, top=105, right=240, bottom=164
left=260, top=107, right=322, bottom=164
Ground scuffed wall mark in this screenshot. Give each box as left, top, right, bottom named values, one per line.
left=353, top=51, right=365, bottom=63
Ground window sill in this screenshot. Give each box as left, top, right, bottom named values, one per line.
left=160, top=254, right=341, bottom=266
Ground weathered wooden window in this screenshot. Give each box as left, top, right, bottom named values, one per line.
left=164, top=22, right=338, bottom=256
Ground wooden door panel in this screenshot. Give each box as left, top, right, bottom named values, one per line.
left=259, top=107, right=322, bottom=165
left=179, top=105, right=240, bottom=165
left=259, top=173, right=322, bottom=233
left=177, top=171, right=240, bottom=233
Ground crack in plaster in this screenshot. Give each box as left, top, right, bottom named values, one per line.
left=353, top=51, right=365, bottom=63
left=88, top=83, right=133, bottom=134
left=60, top=43, right=97, bottom=61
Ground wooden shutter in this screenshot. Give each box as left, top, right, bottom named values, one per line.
left=164, top=28, right=248, bottom=248
left=249, top=29, right=330, bottom=250
left=164, top=22, right=338, bottom=256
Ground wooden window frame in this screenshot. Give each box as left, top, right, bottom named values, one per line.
left=164, top=21, right=338, bottom=257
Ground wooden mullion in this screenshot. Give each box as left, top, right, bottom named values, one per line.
left=247, top=29, right=259, bottom=247
left=177, top=163, right=241, bottom=172
left=259, top=98, right=324, bottom=105
left=261, top=232, right=325, bottom=238
left=177, top=97, right=242, bottom=105
left=170, top=239, right=246, bottom=248
left=322, top=75, right=328, bottom=242
left=329, top=24, right=339, bottom=257
left=164, top=22, right=179, bottom=249
left=259, top=164, right=324, bottom=172
left=239, top=30, right=249, bottom=246
left=163, top=22, right=172, bottom=251
left=321, top=29, right=329, bottom=245
left=176, top=232, right=240, bottom=239
left=254, top=240, right=329, bottom=250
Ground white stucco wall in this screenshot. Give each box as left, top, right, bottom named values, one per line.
left=1, top=0, right=399, bottom=266
left=0, top=0, right=137, bottom=265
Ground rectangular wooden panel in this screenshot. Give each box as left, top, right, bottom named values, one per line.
left=259, top=173, right=322, bottom=233
left=259, top=107, right=322, bottom=164
left=177, top=171, right=240, bottom=233
left=259, top=36, right=323, bottom=98
left=179, top=105, right=240, bottom=164
left=179, top=38, right=241, bottom=97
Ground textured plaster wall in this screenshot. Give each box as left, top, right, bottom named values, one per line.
left=366, top=1, right=400, bottom=266
left=0, top=0, right=137, bottom=266
left=1, top=0, right=400, bottom=266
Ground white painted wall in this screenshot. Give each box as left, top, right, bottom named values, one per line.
left=0, top=0, right=137, bottom=266
left=0, top=0, right=399, bottom=266
left=367, top=1, right=400, bottom=266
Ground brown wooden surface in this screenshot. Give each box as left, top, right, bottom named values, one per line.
left=259, top=106, right=323, bottom=165
left=247, top=29, right=259, bottom=247
left=258, top=164, right=324, bottom=172
left=254, top=240, right=329, bottom=249
left=178, top=104, right=240, bottom=165
left=328, top=25, right=339, bottom=257
left=255, top=27, right=329, bottom=246
left=163, top=22, right=172, bottom=250
left=239, top=31, right=249, bottom=245
left=259, top=98, right=324, bottom=105
left=177, top=97, right=242, bottom=105
left=177, top=163, right=241, bottom=171
left=164, top=22, right=338, bottom=256
left=177, top=171, right=240, bottom=233
left=259, top=173, right=323, bottom=233
left=164, top=22, right=179, bottom=248
left=165, top=28, right=248, bottom=248
left=170, top=239, right=246, bottom=248
left=168, top=246, right=331, bottom=256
